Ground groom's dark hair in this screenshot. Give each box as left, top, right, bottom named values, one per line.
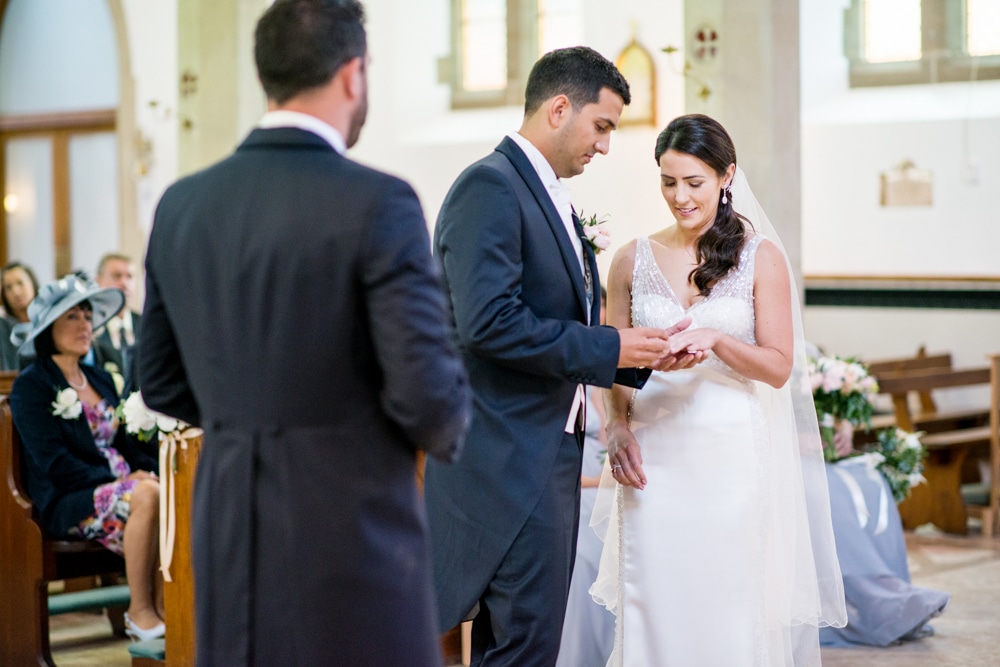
left=255, top=0, right=367, bottom=105
left=524, top=47, right=631, bottom=116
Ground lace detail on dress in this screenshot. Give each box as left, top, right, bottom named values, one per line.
left=631, top=235, right=763, bottom=380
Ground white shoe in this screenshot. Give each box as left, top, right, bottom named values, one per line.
left=124, top=612, right=166, bottom=642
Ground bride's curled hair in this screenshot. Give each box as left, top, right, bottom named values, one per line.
left=654, top=114, right=752, bottom=296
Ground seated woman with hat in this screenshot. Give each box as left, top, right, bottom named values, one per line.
left=9, top=276, right=164, bottom=641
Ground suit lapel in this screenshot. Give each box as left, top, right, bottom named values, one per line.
left=495, top=138, right=589, bottom=319
left=573, top=212, right=602, bottom=326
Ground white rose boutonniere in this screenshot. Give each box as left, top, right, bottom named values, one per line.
left=578, top=211, right=612, bottom=254
left=51, top=387, right=83, bottom=420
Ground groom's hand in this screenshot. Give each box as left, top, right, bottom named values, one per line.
left=617, top=327, right=674, bottom=368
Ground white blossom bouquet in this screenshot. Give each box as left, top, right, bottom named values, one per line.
left=808, top=355, right=879, bottom=461
left=116, top=391, right=188, bottom=443
left=578, top=210, right=611, bottom=254
left=868, top=427, right=926, bottom=503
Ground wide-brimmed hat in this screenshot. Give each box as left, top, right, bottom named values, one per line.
left=10, top=275, right=125, bottom=353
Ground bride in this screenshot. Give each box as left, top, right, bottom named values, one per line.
left=591, top=114, right=847, bottom=666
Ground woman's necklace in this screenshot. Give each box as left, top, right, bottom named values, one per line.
left=66, top=371, right=89, bottom=391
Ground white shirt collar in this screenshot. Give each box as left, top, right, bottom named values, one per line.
left=259, top=110, right=347, bottom=154
left=506, top=131, right=562, bottom=194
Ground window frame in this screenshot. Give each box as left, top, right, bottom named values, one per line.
left=843, top=0, right=1000, bottom=87
left=442, top=0, right=539, bottom=109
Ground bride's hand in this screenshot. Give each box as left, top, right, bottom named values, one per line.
left=667, top=327, right=722, bottom=356
left=607, top=420, right=646, bottom=490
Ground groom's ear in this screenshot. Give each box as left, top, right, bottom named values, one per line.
left=547, top=94, right=573, bottom=128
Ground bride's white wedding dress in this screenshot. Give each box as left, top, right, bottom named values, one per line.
left=591, top=234, right=841, bottom=666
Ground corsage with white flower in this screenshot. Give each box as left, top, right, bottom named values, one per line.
left=577, top=210, right=611, bottom=254
left=116, top=391, right=187, bottom=443
left=51, top=387, right=83, bottom=420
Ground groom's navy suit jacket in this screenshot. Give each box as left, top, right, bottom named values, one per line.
left=425, top=137, right=647, bottom=631
left=138, top=127, right=471, bottom=667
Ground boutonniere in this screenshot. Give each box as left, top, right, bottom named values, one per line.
left=51, top=387, right=83, bottom=420
left=578, top=210, right=611, bottom=254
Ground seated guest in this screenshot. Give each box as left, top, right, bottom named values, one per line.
left=2, top=260, right=39, bottom=324
left=821, top=420, right=950, bottom=647
left=9, top=276, right=164, bottom=641
left=0, top=261, right=39, bottom=369
left=92, top=253, right=142, bottom=393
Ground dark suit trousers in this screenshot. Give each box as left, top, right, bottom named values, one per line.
left=471, top=430, right=583, bottom=667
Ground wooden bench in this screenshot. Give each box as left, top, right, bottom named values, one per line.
left=0, top=396, right=128, bottom=666
left=875, top=357, right=999, bottom=536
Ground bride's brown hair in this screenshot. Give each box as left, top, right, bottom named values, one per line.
left=654, top=114, right=752, bottom=296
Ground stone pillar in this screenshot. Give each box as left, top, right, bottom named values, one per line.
left=177, top=0, right=268, bottom=176
left=683, top=0, right=803, bottom=290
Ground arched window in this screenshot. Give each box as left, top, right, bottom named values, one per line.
left=844, top=0, right=1000, bottom=87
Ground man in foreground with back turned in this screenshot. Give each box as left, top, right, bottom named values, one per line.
left=138, top=1, right=471, bottom=664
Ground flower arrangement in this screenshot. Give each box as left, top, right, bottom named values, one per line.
left=116, top=391, right=188, bottom=443
left=578, top=211, right=611, bottom=254
left=867, top=427, right=927, bottom=503
left=51, top=387, right=82, bottom=420
left=808, top=355, right=879, bottom=461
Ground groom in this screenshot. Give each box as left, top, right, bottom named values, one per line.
left=425, top=47, right=691, bottom=665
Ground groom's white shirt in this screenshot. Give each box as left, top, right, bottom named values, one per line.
left=506, top=132, right=586, bottom=281
left=506, top=131, right=588, bottom=434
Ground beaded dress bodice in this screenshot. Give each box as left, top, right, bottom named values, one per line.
left=631, top=235, right=762, bottom=378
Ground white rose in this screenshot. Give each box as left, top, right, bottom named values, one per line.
left=593, top=228, right=611, bottom=251
left=820, top=412, right=835, bottom=428
left=121, top=392, right=156, bottom=434
left=51, top=388, right=82, bottom=419
left=155, top=414, right=179, bottom=433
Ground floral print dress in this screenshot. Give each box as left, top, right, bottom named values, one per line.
left=71, top=399, right=138, bottom=555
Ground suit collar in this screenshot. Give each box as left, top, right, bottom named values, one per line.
left=239, top=127, right=341, bottom=153
left=258, top=110, right=346, bottom=154
left=495, top=137, right=590, bottom=319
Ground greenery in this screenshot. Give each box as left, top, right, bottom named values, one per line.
left=867, top=427, right=927, bottom=503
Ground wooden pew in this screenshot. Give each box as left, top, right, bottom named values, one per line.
left=875, top=357, right=999, bottom=535
left=0, top=397, right=128, bottom=666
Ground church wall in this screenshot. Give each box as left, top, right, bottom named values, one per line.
left=800, top=0, right=1000, bottom=367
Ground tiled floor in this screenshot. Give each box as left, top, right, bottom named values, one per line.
left=51, top=533, right=1000, bottom=666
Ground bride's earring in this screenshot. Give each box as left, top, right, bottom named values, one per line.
left=721, top=184, right=732, bottom=205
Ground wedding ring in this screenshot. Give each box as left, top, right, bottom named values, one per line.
left=611, top=465, right=622, bottom=471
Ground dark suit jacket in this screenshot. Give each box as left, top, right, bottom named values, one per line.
left=138, top=127, right=471, bottom=667
left=10, top=357, right=157, bottom=537
left=92, top=310, right=142, bottom=392
left=425, top=136, right=647, bottom=629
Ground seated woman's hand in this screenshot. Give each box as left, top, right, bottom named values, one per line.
left=126, top=470, right=159, bottom=483
left=607, top=421, right=646, bottom=490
